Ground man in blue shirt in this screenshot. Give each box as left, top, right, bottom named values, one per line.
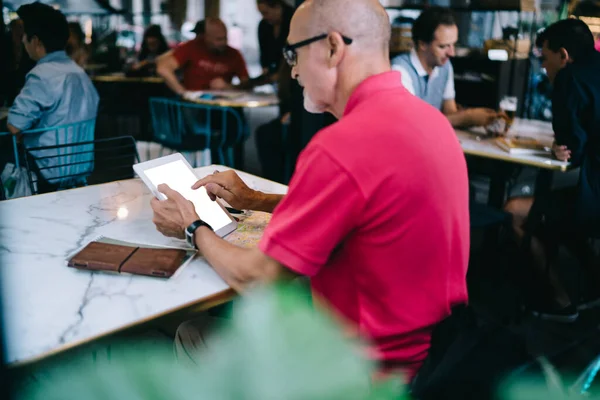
left=505, top=19, right=600, bottom=322
left=7, top=2, right=99, bottom=189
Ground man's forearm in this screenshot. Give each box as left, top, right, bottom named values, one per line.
left=194, top=226, right=290, bottom=292
left=445, top=110, right=471, bottom=129
left=7, top=123, right=21, bottom=135
left=250, top=192, right=285, bottom=213
left=159, top=69, right=186, bottom=95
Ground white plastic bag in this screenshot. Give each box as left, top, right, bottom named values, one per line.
left=1, top=163, right=32, bottom=199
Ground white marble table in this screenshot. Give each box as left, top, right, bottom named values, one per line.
left=0, top=165, right=287, bottom=366
left=456, top=118, right=570, bottom=171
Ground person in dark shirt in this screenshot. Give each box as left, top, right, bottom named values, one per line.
left=255, top=59, right=292, bottom=183
left=66, top=22, right=89, bottom=67
left=4, top=19, right=36, bottom=105
left=254, top=1, right=294, bottom=181
left=128, top=24, right=169, bottom=77
left=257, top=0, right=294, bottom=76
left=504, top=19, right=600, bottom=322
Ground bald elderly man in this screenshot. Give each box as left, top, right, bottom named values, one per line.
left=152, top=0, right=469, bottom=380
left=157, top=17, right=249, bottom=94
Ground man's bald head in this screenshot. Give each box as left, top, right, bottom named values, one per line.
left=287, top=0, right=392, bottom=118
left=203, top=17, right=228, bottom=53
left=297, top=0, right=391, bottom=55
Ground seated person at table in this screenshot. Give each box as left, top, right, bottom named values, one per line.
left=66, top=22, right=89, bottom=68
left=3, top=19, right=36, bottom=105
left=504, top=19, right=600, bottom=322
left=255, top=59, right=292, bottom=183
left=257, top=0, right=294, bottom=77
left=151, top=0, right=469, bottom=380
left=392, top=7, right=506, bottom=128
left=6, top=3, right=99, bottom=192
left=127, top=24, right=169, bottom=77
left=156, top=18, right=249, bottom=95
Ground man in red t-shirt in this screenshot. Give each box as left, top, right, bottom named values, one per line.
left=151, top=0, right=469, bottom=380
left=157, top=17, right=249, bottom=94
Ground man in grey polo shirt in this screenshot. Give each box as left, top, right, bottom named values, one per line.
left=392, top=7, right=505, bottom=128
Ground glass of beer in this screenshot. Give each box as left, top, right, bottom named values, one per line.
left=499, top=96, right=518, bottom=133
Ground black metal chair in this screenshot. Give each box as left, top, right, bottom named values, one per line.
left=0, top=177, right=6, bottom=201
left=23, top=135, right=140, bottom=195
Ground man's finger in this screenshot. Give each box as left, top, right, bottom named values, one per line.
left=192, top=174, right=230, bottom=190
left=150, top=197, right=161, bottom=211
left=206, top=183, right=234, bottom=203
left=157, top=183, right=187, bottom=204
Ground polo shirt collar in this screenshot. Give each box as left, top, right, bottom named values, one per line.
left=410, top=49, right=439, bottom=79
left=344, top=71, right=402, bottom=116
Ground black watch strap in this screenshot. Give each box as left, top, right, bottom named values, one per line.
left=185, top=220, right=213, bottom=248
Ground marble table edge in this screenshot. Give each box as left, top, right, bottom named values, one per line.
left=7, top=288, right=236, bottom=368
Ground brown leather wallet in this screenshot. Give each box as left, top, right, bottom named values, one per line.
left=68, top=242, right=186, bottom=278
left=120, top=247, right=186, bottom=277
left=68, top=242, right=137, bottom=272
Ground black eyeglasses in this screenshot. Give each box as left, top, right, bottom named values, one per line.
left=282, top=33, right=353, bottom=67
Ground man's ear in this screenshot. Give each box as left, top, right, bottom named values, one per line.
left=327, top=32, right=345, bottom=68
left=559, top=47, right=571, bottom=64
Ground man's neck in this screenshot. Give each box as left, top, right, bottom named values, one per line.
left=329, top=54, right=391, bottom=118
left=33, top=48, right=47, bottom=62
left=416, top=50, right=434, bottom=75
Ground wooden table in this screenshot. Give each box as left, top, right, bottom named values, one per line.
left=456, top=118, right=570, bottom=171
left=92, top=73, right=165, bottom=84
left=456, top=118, right=571, bottom=208
left=184, top=90, right=279, bottom=108
left=184, top=90, right=279, bottom=168
left=0, top=165, right=287, bottom=366
left=92, top=74, right=170, bottom=142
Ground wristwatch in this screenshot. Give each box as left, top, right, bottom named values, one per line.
left=185, top=220, right=213, bottom=249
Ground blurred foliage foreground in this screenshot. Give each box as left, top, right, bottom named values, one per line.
left=11, top=283, right=600, bottom=399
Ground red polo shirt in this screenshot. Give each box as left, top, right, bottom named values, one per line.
left=173, top=39, right=249, bottom=90
left=259, top=71, right=470, bottom=379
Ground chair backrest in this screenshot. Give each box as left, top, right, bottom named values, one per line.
left=24, top=134, right=139, bottom=194
left=86, top=136, right=140, bottom=186
left=21, top=119, right=96, bottom=191
left=149, top=97, right=242, bottom=154
left=149, top=98, right=211, bottom=149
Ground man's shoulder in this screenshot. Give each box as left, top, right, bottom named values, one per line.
left=174, top=39, right=200, bottom=55
left=225, top=46, right=244, bottom=59
left=391, top=52, right=412, bottom=68
left=27, top=57, right=77, bottom=79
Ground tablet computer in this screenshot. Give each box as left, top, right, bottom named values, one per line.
left=133, top=153, right=237, bottom=238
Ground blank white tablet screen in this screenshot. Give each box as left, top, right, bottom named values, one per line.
left=144, top=160, right=231, bottom=231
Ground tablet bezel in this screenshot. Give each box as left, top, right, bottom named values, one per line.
left=133, top=153, right=237, bottom=238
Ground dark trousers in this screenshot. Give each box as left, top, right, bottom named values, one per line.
left=255, top=118, right=286, bottom=184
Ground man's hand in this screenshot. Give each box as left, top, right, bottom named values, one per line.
left=150, top=184, right=200, bottom=239
left=552, top=142, right=571, bottom=161
left=131, top=59, right=151, bottom=71
left=192, top=170, right=260, bottom=210
left=467, top=108, right=509, bottom=127
left=209, top=78, right=230, bottom=90
left=7, top=123, right=23, bottom=142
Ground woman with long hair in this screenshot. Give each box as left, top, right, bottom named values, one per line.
left=256, top=0, right=293, bottom=75
left=130, top=25, right=169, bottom=76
